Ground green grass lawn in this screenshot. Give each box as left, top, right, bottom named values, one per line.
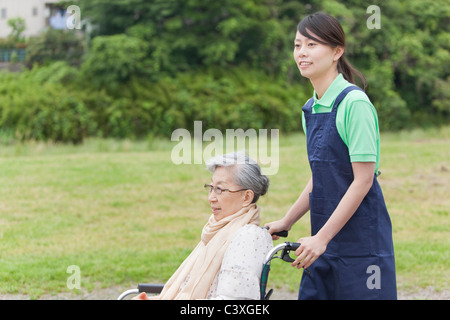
left=0, top=127, right=449, bottom=298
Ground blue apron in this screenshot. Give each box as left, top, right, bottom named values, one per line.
left=298, top=86, right=397, bottom=300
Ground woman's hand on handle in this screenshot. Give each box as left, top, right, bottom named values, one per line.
left=264, top=219, right=291, bottom=240
left=293, top=235, right=328, bottom=269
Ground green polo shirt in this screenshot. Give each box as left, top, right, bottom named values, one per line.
left=302, top=74, right=381, bottom=174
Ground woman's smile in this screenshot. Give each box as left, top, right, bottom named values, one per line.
left=298, top=60, right=313, bottom=68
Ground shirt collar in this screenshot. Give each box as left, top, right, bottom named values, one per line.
left=313, top=74, right=349, bottom=108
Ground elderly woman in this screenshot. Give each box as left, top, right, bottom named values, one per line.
left=136, top=152, right=272, bottom=300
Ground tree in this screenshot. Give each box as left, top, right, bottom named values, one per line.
left=7, top=17, right=26, bottom=45
left=78, top=0, right=301, bottom=76
left=80, top=34, right=150, bottom=92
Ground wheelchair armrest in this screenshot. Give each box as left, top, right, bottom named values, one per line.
left=138, top=283, right=164, bottom=294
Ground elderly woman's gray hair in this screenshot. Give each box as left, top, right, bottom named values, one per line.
left=206, top=152, right=269, bottom=203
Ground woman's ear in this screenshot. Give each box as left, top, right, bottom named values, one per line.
left=334, top=46, right=345, bottom=61
left=243, top=190, right=255, bottom=206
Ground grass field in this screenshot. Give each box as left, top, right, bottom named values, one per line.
left=0, top=127, right=449, bottom=299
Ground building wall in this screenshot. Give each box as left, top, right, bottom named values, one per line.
left=0, top=0, right=62, bottom=38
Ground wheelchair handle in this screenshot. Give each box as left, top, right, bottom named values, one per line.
left=273, top=230, right=289, bottom=237
left=280, top=242, right=300, bottom=262
left=285, top=242, right=300, bottom=250
left=264, top=227, right=289, bottom=238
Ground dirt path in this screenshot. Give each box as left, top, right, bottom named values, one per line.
left=1, top=285, right=448, bottom=300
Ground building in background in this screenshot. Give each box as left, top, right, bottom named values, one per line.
left=0, top=0, right=69, bottom=39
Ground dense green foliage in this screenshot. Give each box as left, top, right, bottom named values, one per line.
left=0, top=62, right=304, bottom=141
left=24, top=29, right=84, bottom=67
left=0, top=0, right=448, bottom=142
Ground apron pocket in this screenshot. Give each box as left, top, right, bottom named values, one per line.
left=309, top=195, right=339, bottom=254
left=335, top=213, right=371, bottom=257
left=310, top=194, right=372, bottom=257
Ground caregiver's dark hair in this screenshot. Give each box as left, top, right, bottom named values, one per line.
left=297, top=12, right=367, bottom=90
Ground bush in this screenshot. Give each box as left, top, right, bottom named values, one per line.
left=365, top=61, right=411, bottom=131
left=0, top=62, right=310, bottom=142
left=25, top=29, right=84, bottom=67
left=80, top=34, right=151, bottom=93
left=0, top=65, right=95, bottom=143
left=147, top=67, right=306, bottom=136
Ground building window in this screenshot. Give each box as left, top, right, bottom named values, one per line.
left=1, top=8, right=6, bottom=19
left=32, top=7, right=38, bottom=17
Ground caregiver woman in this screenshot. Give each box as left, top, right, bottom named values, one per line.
left=265, top=12, right=397, bottom=300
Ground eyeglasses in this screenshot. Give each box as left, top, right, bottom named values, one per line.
left=204, top=184, right=247, bottom=195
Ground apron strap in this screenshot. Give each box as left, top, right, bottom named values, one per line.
left=331, top=85, right=363, bottom=112
left=301, top=97, right=315, bottom=114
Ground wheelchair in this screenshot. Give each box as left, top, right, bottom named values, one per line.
left=117, top=231, right=300, bottom=300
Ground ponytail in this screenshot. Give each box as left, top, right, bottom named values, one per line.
left=338, top=56, right=367, bottom=91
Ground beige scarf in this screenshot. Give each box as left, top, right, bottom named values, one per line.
left=155, top=203, right=260, bottom=300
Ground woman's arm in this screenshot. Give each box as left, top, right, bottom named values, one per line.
left=293, top=162, right=375, bottom=269
left=265, top=177, right=312, bottom=239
